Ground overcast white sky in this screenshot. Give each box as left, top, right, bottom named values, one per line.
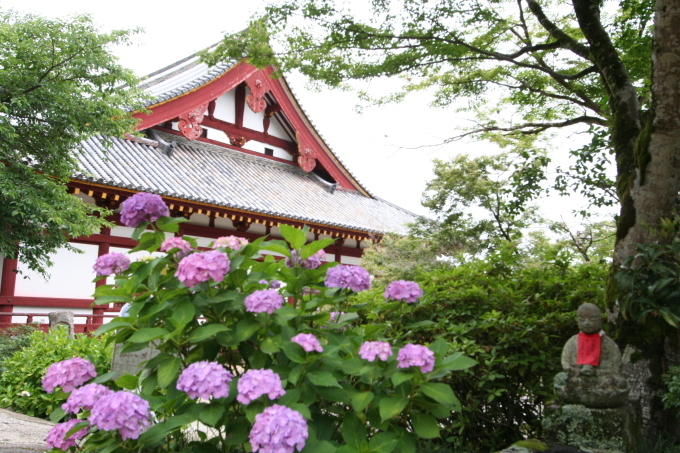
left=1, top=0, right=613, bottom=226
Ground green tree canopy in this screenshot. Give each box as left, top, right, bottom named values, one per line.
left=0, top=11, right=146, bottom=274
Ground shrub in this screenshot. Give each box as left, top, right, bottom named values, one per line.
left=0, top=327, right=112, bottom=418
left=0, top=323, right=40, bottom=373
left=45, top=203, right=475, bottom=453
left=354, top=242, right=609, bottom=452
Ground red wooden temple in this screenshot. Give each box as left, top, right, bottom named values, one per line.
left=0, top=51, right=419, bottom=333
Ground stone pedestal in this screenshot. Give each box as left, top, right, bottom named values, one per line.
left=48, top=311, right=74, bottom=338
left=110, top=344, right=159, bottom=377
left=543, top=404, right=640, bottom=453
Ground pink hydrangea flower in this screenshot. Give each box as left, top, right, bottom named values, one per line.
left=358, top=341, right=393, bottom=362
left=397, top=344, right=436, bottom=373
left=384, top=280, right=423, bottom=303
left=213, top=235, right=249, bottom=250
left=119, top=192, right=170, bottom=227
left=291, top=333, right=323, bottom=353
left=46, top=419, right=88, bottom=450
left=93, top=253, right=130, bottom=277
left=285, top=249, right=326, bottom=269
left=177, top=361, right=233, bottom=400
left=249, top=404, right=308, bottom=453
left=236, top=369, right=285, bottom=405
left=62, top=383, right=113, bottom=413
left=324, top=265, right=371, bottom=292
left=43, top=357, right=97, bottom=393
left=175, top=250, right=230, bottom=288
left=160, top=237, right=192, bottom=258
left=244, top=289, right=284, bottom=314
left=89, top=391, right=150, bottom=440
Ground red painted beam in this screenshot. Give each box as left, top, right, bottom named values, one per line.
left=201, top=118, right=296, bottom=152
left=133, top=62, right=258, bottom=130
left=0, top=296, right=95, bottom=309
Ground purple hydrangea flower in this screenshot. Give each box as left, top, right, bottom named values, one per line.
left=213, top=235, right=249, bottom=250
left=236, top=369, right=285, bottom=404
left=119, top=192, right=170, bottom=228
left=291, top=333, right=323, bottom=353
left=384, top=280, right=424, bottom=303
left=244, top=289, right=284, bottom=314
left=177, top=361, right=233, bottom=400
left=269, top=280, right=282, bottom=289
left=324, top=265, right=371, bottom=292
left=175, top=250, right=230, bottom=288
left=358, top=341, right=393, bottom=362
left=397, top=344, right=436, bottom=373
left=43, top=357, right=97, bottom=393
left=285, top=249, right=326, bottom=269
left=89, top=391, right=150, bottom=440
left=160, top=237, right=192, bottom=258
left=249, top=404, right=308, bottom=453
left=62, top=383, right=113, bottom=414
left=46, top=419, right=88, bottom=450
left=93, top=253, right=130, bottom=277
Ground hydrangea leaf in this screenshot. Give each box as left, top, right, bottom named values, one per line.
left=368, top=432, right=399, bottom=453
left=379, top=396, right=409, bottom=422
left=114, top=374, right=139, bottom=390
left=157, top=357, right=182, bottom=389
left=187, top=324, right=229, bottom=343
left=306, top=370, right=342, bottom=388
left=350, top=391, right=374, bottom=412
left=410, top=412, right=440, bottom=439
left=127, top=327, right=170, bottom=343
left=419, top=383, right=460, bottom=408
left=279, top=224, right=307, bottom=250
left=199, top=404, right=225, bottom=427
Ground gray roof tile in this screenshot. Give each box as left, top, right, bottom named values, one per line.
left=74, top=132, right=418, bottom=235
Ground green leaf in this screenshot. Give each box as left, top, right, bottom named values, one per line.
left=368, top=432, right=399, bottom=453
left=379, top=397, right=408, bottom=422
left=301, top=238, right=336, bottom=259
left=93, top=321, right=133, bottom=336
left=342, top=412, right=368, bottom=452
left=170, top=299, right=195, bottom=330
left=410, top=412, right=440, bottom=439
left=261, top=337, right=281, bottom=354
left=157, top=356, right=182, bottom=389
left=302, top=440, right=337, bottom=453
left=419, top=383, right=460, bottom=407
left=199, top=404, right=225, bottom=427
left=307, top=370, right=342, bottom=388
left=262, top=242, right=292, bottom=257
left=281, top=340, right=307, bottom=364
left=391, top=371, right=413, bottom=387
left=280, top=224, right=307, bottom=249
left=440, top=353, right=477, bottom=371
left=127, top=327, right=169, bottom=343
left=187, top=324, right=229, bottom=343
left=350, top=391, right=374, bottom=412
left=115, top=374, right=139, bottom=390
left=156, top=216, right=186, bottom=233
left=235, top=318, right=260, bottom=343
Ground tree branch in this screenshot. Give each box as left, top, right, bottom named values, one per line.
left=526, top=0, right=591, bottom=60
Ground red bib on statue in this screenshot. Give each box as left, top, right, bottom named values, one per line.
left=577, top=332, right=601, bottom=366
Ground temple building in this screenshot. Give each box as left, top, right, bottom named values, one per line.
left=0, top=51, right=419, bottom=332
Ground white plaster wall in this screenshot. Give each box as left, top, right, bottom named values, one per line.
left=11, top=306, right=93, bottom=324
left=243, top=95, right=265, bottom=131
left=188, top=213, right=211, bottom=227
left=248, top=223, right=267, bottom=235
left=344, top=239, right=358, bottom=248
left=15, top=243, right=99, bottom=299
left=267, top=116, right=289, bottom=140
left=242, top=140, right=293, bottom=161
left=340, top=256, right=362, bottom=265
left=203, top=126, right=230, bottom=145
left=214, top=91, right=235, bottom=123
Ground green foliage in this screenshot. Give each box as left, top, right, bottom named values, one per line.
left=0, top=10, right=147, bottom=275
left=361, top=234, right=450, bottom=286
left=411, top=151, right=547, bottom=256
left=59, top=216, right=474, bottom=453
left=354, top=241, right=609, bottom=451
left=615, top=239, right=680, bottom=327
left=205, top=0, right=654, bottom=214
left=0, top=324, right=39, bottom=373
left=0, top=328, right=112, bottom=418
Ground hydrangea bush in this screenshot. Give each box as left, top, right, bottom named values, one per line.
left=47, top=194, right=475, bottom=452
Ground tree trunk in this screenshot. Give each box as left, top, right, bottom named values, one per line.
left=612, top=0, right=680, bottom=441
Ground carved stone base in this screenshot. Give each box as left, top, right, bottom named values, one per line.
left=48, top=311, right=74, bottom=338
left=110, top=343, right=159, bottom=378
left=543, top=404, right=640, bottom=453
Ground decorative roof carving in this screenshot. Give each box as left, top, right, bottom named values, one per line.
left=245, top=72, right=269, bottom=113
left=178, top=103, right=208, bottom=140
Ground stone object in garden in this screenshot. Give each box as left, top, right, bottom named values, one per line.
left=543, top=303, right=636, bottom=453
left=110, top=304, right=158, bottom=377
left=554, top=303, right=629, bottom=408
left=48, top=311, right=74, bottom=338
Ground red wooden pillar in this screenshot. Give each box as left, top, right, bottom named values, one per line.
left=92, top=228, right=111, bottom=325
left=0, top=257, right=18, bottom=314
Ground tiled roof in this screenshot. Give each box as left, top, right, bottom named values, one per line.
left=137, top=50, right=235, bottom=107
left=74, top=131, right=418, bottom=235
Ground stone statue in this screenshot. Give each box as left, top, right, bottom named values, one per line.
left=554, top=303, right=629, bottom=408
